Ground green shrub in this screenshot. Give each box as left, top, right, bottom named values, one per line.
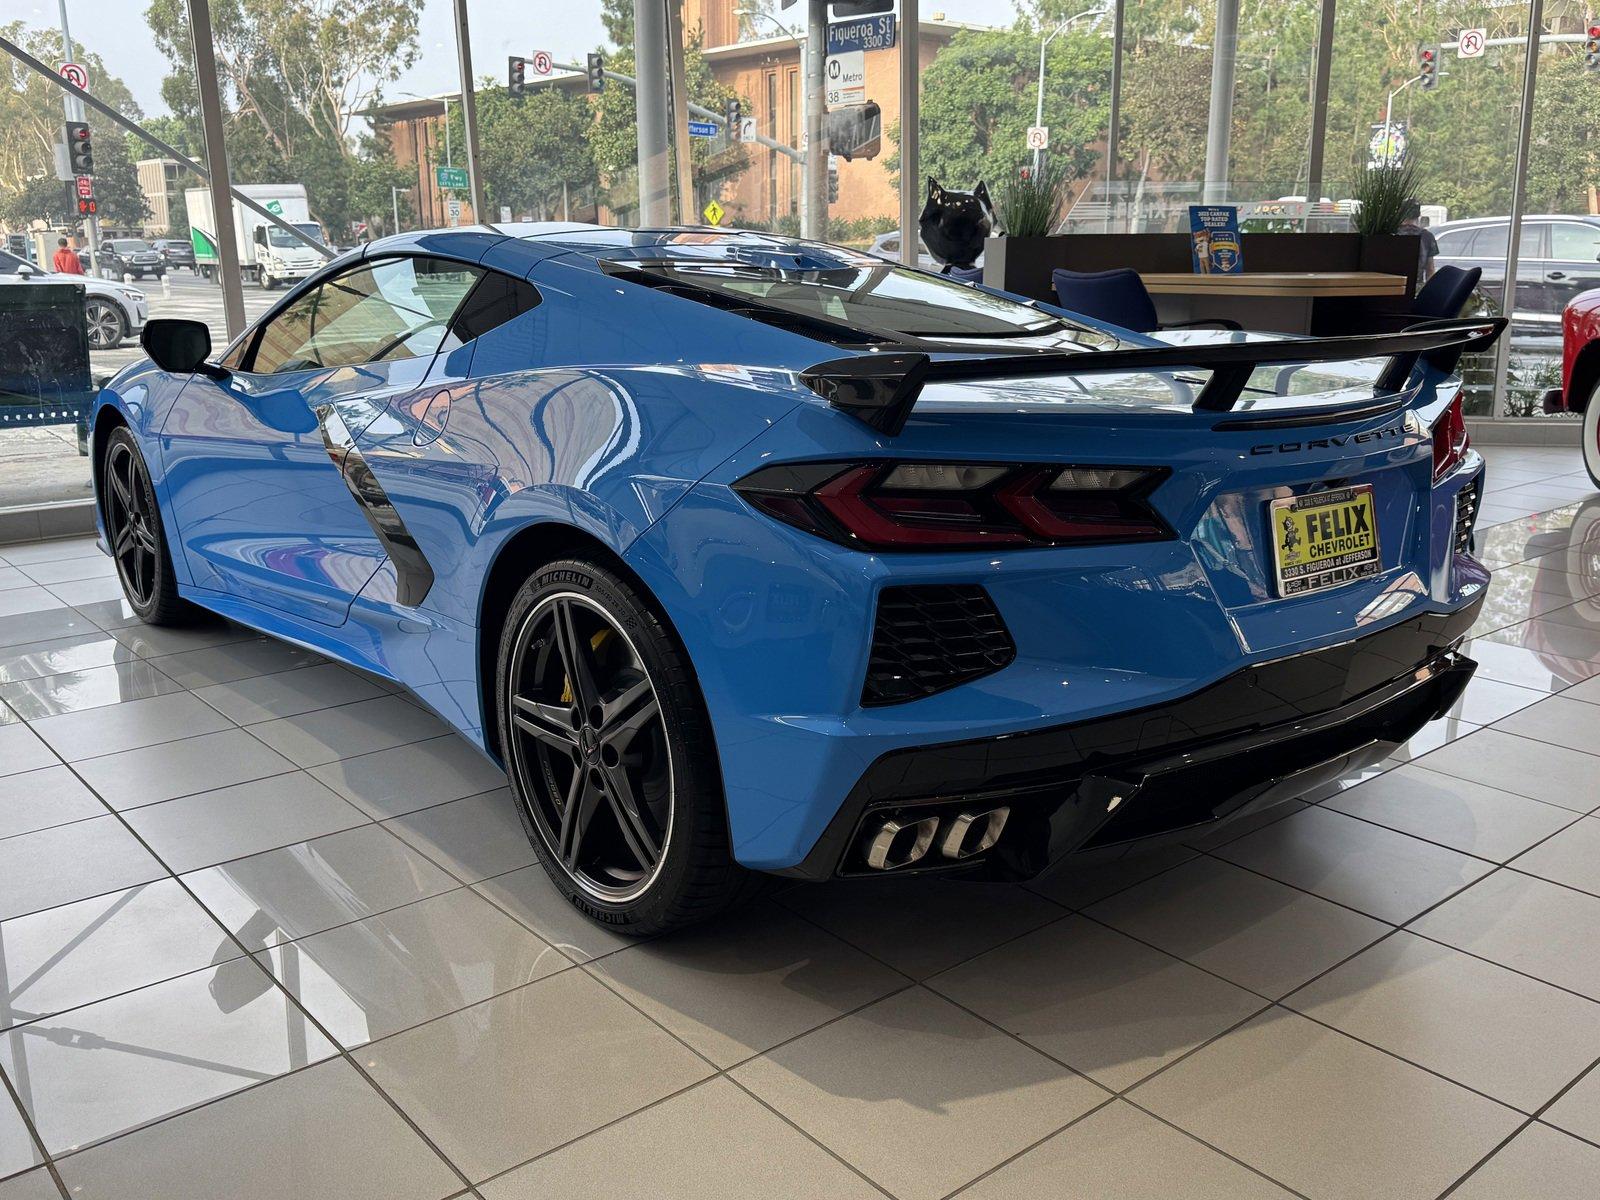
left=997, top=165, right=1066, bottom=238
left=1348, top=162, right=1420, bottom=236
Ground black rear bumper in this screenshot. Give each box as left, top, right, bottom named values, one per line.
left=780, top=602, right=1481, bottom=881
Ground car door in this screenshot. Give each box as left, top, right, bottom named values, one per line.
left=160, top=254, right=485, bottom=626
left=1546, top=221, right=1600, bottom=316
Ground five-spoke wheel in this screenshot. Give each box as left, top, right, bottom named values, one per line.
left=105, top=437, right=161, bottom=609
left=497, top=559, right=756, bottom=934
left=506, top=593, right=672, bottom=903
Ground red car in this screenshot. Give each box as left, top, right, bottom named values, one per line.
left=1545, top=287, right=1600, bottom=486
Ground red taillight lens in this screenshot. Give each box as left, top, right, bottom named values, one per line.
left=1432, top=396, right=1469, bottom=483
left=735, top=461, right=1172, bottom=550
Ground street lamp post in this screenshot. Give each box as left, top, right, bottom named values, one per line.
left=1380, top=74, right=1422, bottom=166
left=1034, top=8, right=1106, bottom=174
left=391, top=185, right=402, bottom=234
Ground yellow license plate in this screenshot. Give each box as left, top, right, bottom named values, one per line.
left=1270, top=485, right=1381, bottom=597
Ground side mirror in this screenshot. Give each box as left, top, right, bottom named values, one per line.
left=141, top=319, right=227, bottom=378
left=17, top=264, right=36, bottom=278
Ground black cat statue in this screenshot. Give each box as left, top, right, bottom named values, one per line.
left=918, top=177, right=997, bottom=272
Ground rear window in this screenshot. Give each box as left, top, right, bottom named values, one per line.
left=111, top=240, right=151, bottom=252
left=628, top=259, right=1094, bottom=342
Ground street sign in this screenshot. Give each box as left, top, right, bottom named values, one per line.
left=75, top=176, right=93, bottom=198
left=831, top=0, right=894, bottom=17
left=825, top=50, right=866, bottom=107
left=531, top=50, right=553, bottom=75
left=437, top=165, right=469, bottom=191
left=740, top=116, right=757, bottom=142
left=446, top=198, right=463, bottom=227
left=687, top=120, right=718, bottom=138
left=499, top=205, right=512, bottom=221
left=58, top=62, right=87, bottom=91
left=1026, top=126, right=1049, bottom=151
left=827, top=14, right=895, bottom=55
left=703, top=199, right=725, bottom=226
left=1457, top=28, right=1486, bottom=58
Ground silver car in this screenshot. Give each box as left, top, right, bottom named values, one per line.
left=0, top=249, right=150, bottom=350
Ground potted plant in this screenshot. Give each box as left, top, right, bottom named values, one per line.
left=1349, top=161, right=1424, bottom=295
left=984, top=164, right=1067, bottom=293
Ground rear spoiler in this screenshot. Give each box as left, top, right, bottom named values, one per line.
left=801, top=317, right=1506, bottom=436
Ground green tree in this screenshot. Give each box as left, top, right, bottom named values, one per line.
left=144, top=0, right=422, bottom=238
left=0, top=22, right=143, bottom=230
left=441, top=85, right=597, bottom=219
left=885, top=25, right=1112, bottom=193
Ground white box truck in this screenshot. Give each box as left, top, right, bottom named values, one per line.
left=185, top=183, right=327, bottom=289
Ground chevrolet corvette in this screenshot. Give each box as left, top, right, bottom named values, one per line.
left=92, top=225, right=1502, bottom=933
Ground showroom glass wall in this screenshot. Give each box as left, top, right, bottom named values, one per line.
left=0, top=0, right=1592, bottom=516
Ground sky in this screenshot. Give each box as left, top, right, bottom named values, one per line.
left=17, top=0, right=1019, bottom=118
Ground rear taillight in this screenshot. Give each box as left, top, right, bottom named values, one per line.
left=1432, top=395, right=1469, bottom=483
left=734, top=461, right=1172, bottom=551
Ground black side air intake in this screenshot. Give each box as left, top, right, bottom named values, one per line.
left=862, top=585, right=1015, bottom=707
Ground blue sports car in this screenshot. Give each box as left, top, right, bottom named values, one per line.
left=92, top=225, right=1501, bottom=933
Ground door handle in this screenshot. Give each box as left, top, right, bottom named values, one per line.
left=1547, top=271, right=1567, bottom=280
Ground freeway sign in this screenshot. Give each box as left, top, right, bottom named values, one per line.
left=687, top=120, right=719, bottom=138
left=827, top=13, right=895, bottom=54
left=436, top=165, right=469, bottom=191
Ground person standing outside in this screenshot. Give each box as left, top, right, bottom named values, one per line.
left=1398, top=201, right=1438, bottom=284
left=51, top=237, right=85, bottom=275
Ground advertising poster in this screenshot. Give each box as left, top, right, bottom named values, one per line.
left=1188, top=205, right=1243, bottom=274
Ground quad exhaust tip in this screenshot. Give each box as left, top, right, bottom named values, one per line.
left=861, top=806, right=1012, bottom=871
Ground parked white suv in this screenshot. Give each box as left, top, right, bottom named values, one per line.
left=0, top=249, right=149, bottom=350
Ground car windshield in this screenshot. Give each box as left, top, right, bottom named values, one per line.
left=636, top=259, right=1093, bottom=342
left=112, top=240, right=151, bottom=252
left=267, top=223, right=324, bottom=249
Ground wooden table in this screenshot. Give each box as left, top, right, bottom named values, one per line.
left=1138, top=271, right=1409, bottom=334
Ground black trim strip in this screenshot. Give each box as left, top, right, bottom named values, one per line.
left=316, top=403, right=435, bottom=607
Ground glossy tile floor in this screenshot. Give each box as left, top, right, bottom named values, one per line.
left=3, top=446, right=1600, bottom=1199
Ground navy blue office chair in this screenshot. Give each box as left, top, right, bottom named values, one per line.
left=945, top=265, right=985, bottom=283
left=1051, top=268, right=1239, bottom=333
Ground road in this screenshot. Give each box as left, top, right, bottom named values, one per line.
left=0, top=271, right=275, bottom=509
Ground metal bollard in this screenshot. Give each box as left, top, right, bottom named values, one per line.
left=160, top=273, right=172, bottom=298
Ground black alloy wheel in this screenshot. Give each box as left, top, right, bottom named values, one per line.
left=506, top=592, right=672, bottom=902
left=100, top=428, right=194, bottom=626
left=105, top=438, right=160, bottom=609
left=496, top=559, right=759, bottom=934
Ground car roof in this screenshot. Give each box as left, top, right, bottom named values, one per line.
left=1435, top=214, right=1600, bottom=230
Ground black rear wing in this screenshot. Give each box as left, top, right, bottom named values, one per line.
left=801, top=317, right=1506, bottom=436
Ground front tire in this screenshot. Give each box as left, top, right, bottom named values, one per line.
left=101, top=428, right=196, bottom=626
left=496, top=558, right=756, bottom=935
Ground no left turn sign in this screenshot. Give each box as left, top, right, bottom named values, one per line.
left=531, top=50, right=553, bottom=75
left=58, top=61, right=88, bottom=91
left=1458, top=29, right=1486, bottom=58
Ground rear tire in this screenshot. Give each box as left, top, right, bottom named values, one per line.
left=495, top=557, right=758, bottom=935
left=101, top=428, right=197, bottom=627
left=1582, top=379, right=1600, bottom=490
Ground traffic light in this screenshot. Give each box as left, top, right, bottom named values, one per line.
left=1586, top=26, right=1600, bottom=72
left=1417, top=43, right=1439, bottom=90
left=726, top=97, right=741, bottom=137
left=508, top=56, right=526, bottom=97
left=586, top=52, right=605, bottom=92
left=64, top=121, right=94, bottom=176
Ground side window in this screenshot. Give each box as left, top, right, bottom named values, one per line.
left=1469, top=224, right=1508, bottom=258
left=1552, top=223, right=1600, bottom=263
left=437, top=271, right=542, bottom=354
left=1434, top=230, right=1471, bottom=257
left=249, top=256, right=484, bottom=375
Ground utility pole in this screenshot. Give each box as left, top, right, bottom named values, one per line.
left=633, top=0, right=673, bottom=223
left=1106, top=0, right=1125, bottom=224
left=1202, top=0, right=1239, bottom=203
left=186, top=0, right=245, bottom=339
left=899, top=0, right=919, bottom=263
left=1492, top=0, right=1545, bottom=417
left=803, top=0, right=828, bottom=238
left=55, top=0, right=99, bottom=277
left=451, top=0, right=486, bottom=222
left=666, top=0, right=695, bottom=223
left=392, top=186, right=403, bottom=234
left=1304, top=0, right=1336, bottom=209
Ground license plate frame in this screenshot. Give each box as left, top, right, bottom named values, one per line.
left=1269, top=484, right=1381, bottom=598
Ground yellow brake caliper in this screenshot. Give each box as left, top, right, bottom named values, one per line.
left=561, top=628, right=612, bottom=704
